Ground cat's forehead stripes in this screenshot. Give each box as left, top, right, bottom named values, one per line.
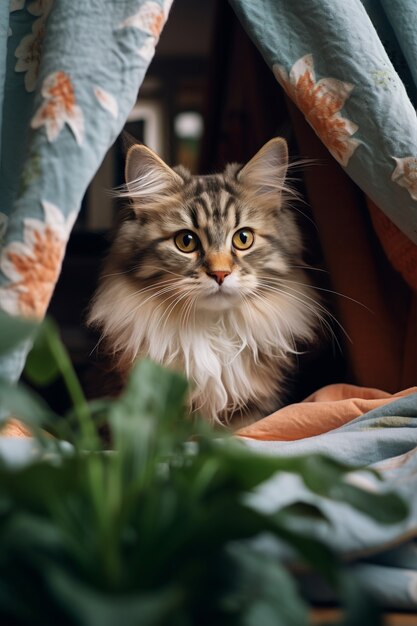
left=183, top=175, right=242, bottom=247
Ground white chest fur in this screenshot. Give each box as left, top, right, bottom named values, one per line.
left=89, top=276, right=318, bottom=424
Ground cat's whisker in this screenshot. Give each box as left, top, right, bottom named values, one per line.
left=180, top=292, right=198, bottom=329
left=106, top=278, right=180, bottom=310
left=256, top=280, right=348, bottom=350
left=167, top=291, right=198, bottom=338
left=257, top=277, right=333, bottom=318
left=256, top=280, right=332, bottom=331
left=186, top=297, right=198, bottom=332
left=89, top=333, right=106, bottom=358
left=285, top=202, right=319, bottom=231
left=125, top=284, right=179, bottom=309
left=259, top=275, right=370, bottom=312
left=116, top=285, right=181, bottom=324
left=101, top=269, right=133, bottom=279
left=143, top=265, right=186, bottom=280
left=120, top=277, right=180, bottom=298
left=161, top=292, right=189, bottom=329
left=159, top=289, right=195, bottom=332
left=257, top=280, right=334, bottom=328
left=250, top=288, right=301, bottom=356
left=93, top=279, right=179, bottom=311
left=287, top=265, right=329, bottom=274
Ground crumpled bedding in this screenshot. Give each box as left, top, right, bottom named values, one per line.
left=237, top=384, right=417, bottom=441
left=242, top=390, right=417, bottom=609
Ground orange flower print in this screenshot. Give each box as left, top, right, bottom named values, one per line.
left=31, top=71, right=84, bottom=145
left=94, top=86, right=119, bottom=119
left=0, top=201, right=77, bottom=320
left=273, top=54, right=361, bottom=167
left=391, top=157, right=417, bottom=200
left=118, top=0, right=173, bottom=63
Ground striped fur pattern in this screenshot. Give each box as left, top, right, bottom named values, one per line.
left=88, top=138, right=321, bottom=426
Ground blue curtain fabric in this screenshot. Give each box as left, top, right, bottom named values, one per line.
left=230, top=0, right=417, bottom=246
left=0, top=0, right=172, bottom=381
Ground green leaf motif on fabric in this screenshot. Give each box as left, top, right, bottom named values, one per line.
left=371, top=69, right=397, bottom=90
left=18, top=152, right=42, bottom=199
left=31, top=71, right=85, bottom=145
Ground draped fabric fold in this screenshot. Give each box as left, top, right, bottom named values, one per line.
left=229, top=0, right=417, bottom=390
left=0, top=0, right=172, bottom=382
left=230, top=0, right=417, bottom=253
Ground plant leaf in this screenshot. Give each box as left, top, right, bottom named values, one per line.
left=45, top=565, right=182, bottom=626
left=339, top=571, right=383, bottom=626
left=0, top=380, right=58, bottom=429
left=118, top=359, right=188, bottom=423
left=279, top=501, right=329, bottom=522
left=223, top=543, right=309, bottom=626
left=25, top=319, right=61, bottom=386
left=214, top=445, right=408, bottom=525
left=0, top=311, right=37, bottom=357
left=325, top=482, right=408, bottom=525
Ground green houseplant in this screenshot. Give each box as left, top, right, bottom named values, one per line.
left=0, top=313, right=407, bottom=625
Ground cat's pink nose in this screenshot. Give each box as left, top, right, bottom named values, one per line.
left=208, top=270, right=231, bottom=286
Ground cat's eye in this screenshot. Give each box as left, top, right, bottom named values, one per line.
left=232, top=228, right=254, bottom=250
left=174, top=230, right=199, bottom=253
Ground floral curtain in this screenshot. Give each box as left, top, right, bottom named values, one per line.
left=0, top=0, right=172, bottom=382
left=230, top=0, right=417, bottom=291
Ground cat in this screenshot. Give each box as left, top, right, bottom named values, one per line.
left=87, top=137, right=322, bottom=426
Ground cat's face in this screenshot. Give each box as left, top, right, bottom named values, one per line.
left=112, top=138, right=303, bottom=313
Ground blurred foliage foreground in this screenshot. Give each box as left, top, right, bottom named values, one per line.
left=0, top=313, right=408, bottom=626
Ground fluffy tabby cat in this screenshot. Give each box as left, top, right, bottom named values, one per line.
left=88, top=138, right=321, bottom=426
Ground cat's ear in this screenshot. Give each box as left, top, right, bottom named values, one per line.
left=124, top=144, right=183, bottom=199
left=237, top=138, right=288, bottom=200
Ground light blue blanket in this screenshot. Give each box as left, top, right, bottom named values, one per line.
left=245, top=393, right=417, bottom=609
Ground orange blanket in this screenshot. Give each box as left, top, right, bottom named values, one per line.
left=237, top=384, right=417, bottom=441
